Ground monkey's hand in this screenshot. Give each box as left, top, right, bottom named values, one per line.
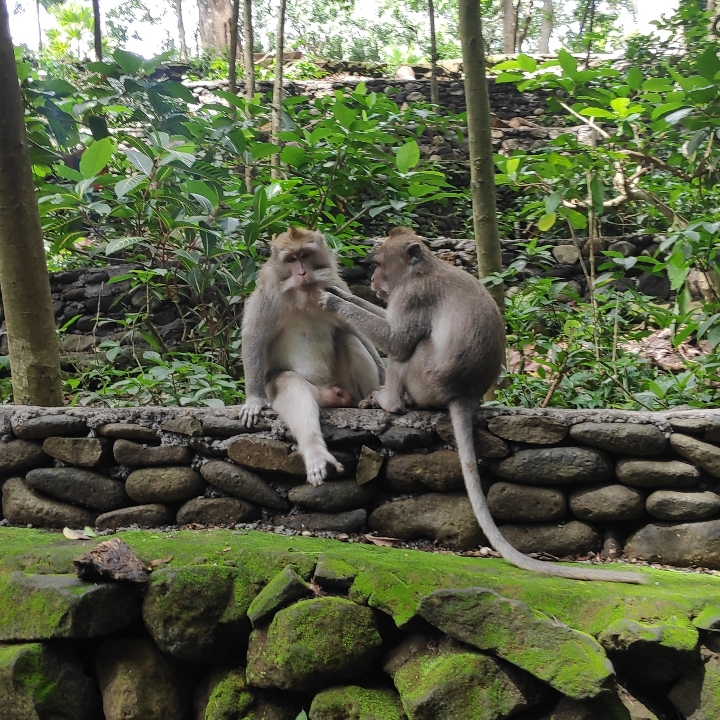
left=325, top=285, right=355, bottom=301
left=238, top=396, right=268, bottom=427
left=319, top=290, right=344, bottom=314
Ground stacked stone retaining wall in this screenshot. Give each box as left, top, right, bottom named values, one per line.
left=3, top=406, right=720, bottom=569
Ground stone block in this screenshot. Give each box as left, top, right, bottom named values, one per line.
left=125, top=467, right=205, bottom=504
left=494, top=447, right=612, bottom=485
left=646, top=490, right=720, bottom=522
left=95, top=504, right=174, bottom=530
left=288, top=479, right=376, bottom=512
left=569, top=484, right=645, bottom=522
left=487, top=482, right=566, bottom=522
left=97, top=423, right=159, bottom=442
left=498, top=521, right=601, bottom=557
left=670, top=434, right=720, bottom=477
left=200, top=459, right=290, bottom=510
left=25, top=467, right=130, bottom=512
left=227, top=437, right=306, bottom=476
left=13, top=415, right=87, bottom=440
left=625, top=520, right=720, bottom=568
left=274, top=510, right=367, bottom=534
left=113, top=439, right=192, bottom=467
left=569, top=422, right=667, bottom=456
left=385, top=450, right=463, bottom=492
left=247, top=565, right=313, bottom=627
left=355, top=445, right=384, bottom=485
left=176, top=497, right=259, bottom=526
left=42, top=437, right=109, bottom=467
left=0, top=440, right=48, bottom=475
left=488, top=415, right=569, bottom=444
left=616, top=459, right=700, bottom=488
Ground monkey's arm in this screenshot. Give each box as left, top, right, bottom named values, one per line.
left=321, top=292, right=424, bottom=362
left=326, top=286, right=387, bottom=318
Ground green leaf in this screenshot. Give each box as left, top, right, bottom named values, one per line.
left=505, top=157, right=521, bottom=175
left=665, top=108, right=693, bottom=125
left=280, top=145, right=308, bottom=167
left=627, top=67, right=643, bottom=90
left=708, top=325, right=720, bottom=349
left=698, top=47, right=720, bottom=81
left=557, top=49, right=578, bottom=79
left=578, top=107, right=615, bottom=118
left=185, top=180, right=219, bottom=209
left=642, top=77, right=675, bottom=92
left=538, top=213, right=556, bottom=231
left=589, top=175, right=604, bottom=214
left=545, top=192, right=560, bottom=214
left=113, top=49, right=144, bottom=75
left=79, top=137, right=116, bottom=180
left=105, top=236, right=145, bottom=255
left=516, top=54, right=537, bottom=73
left=42, top=78, right=77, bottom=97
left=610, top=97, right=630, bottom=115
left=396, top=140, right=420, bottom=173
left=251, top=143, right=278, bottom=160
left=332, top=102, right=356, bottom=129
left=124, top=148, right=154, bottom=176
left=563, top=208, right=587, bottom=229
left=115, top=175, right=147, bottom=198
left=155, top=80, right=196, bottom=103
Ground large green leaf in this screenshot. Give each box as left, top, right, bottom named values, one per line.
left=113, top=49, right=144, bottom=76
left=79, top=138, right=116, bottom=180
left=105, top=236, right=145, bottom=255
left=185, top=180, right=219, bottom=210
left=396, top=140, right=420, bottom=173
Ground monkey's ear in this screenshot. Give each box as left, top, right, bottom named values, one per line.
left=287, top=226, right=303, bottom=240
left=404, top=241, right=422, bottom=262
left=388, top=227, right=410, bottom=238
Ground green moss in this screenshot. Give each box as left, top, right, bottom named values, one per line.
left=247, top=565, right=312, bottom=627
left=309, top=685, right=405, bottom=720
left=204, top=669, right=254, bottom=720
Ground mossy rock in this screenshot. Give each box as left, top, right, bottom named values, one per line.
left=313, top=555, right=358, bottom=592
left=247, top=565, right=313, bottom=628
left=0, top=572, right=141, bottom=641
left=309, top=685, right=407, bottom=720
left=194, top=666, right=254, bottom=720
left=392, top=639, right=546, bottom=720
left=669, top=652, right=720, bottom=720
left=0, top=642, right=103, bottom=720
left=416, top=588, right=613, bottom=700
left=246, top=597, right=383, bottom=692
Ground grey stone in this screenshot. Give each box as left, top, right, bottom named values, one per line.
left=379, top=427, right=435, bottom=451
left=417, top=588, right=613, bottom=700
left=385, top=450, right=463, bottom=492
left=274, top=509, right=367, bottom=534
left=0, top=572, right=141, bottom=640
left=569, top=422, right=667, bottom=456
left=309, top=685, right=406, bottom=720
left=96, top=638, right=192, bottom=720
left=321, top=426, right=375, bottom=446
left=288, top=480, right=376, bottom=512
left=608, top=240, right=637, bottom=257
left=246, top=597, right=382, bottom=691
left=42, top=437, right=109, bottom=467
left=97, top=423, right=159, bottom=442
left=200, top=460, right=290, bottom=510
left=670, top=434, right=720, bottom=477
left=13, top=415, right=87, bottom=439
left=227, top=436, right=306, bottom=476
left=616, top=459, right=701, bottom=488
left=95, top=504, right=174, bottom=530
left=355, top=445, right=384, bottom=485
left=646, top=490, right=720, bottom=521
left=113, top=439, right=192, bottom=467
left=553, top=245, right=580, bottom=264
left=598, top=618, right=698, bottom=688
left=25, top=467, right=130, bottom=512
left=0, top=642, right=103, bottom=720
left=669, top=652, right=720, bottom=720
left=498, top=521, right=601, bottom=557
left=2, top=477, right=97, bottom=528
left=0, top=440, right=48, bottom=475
left=668, top=417, right=713, bottom=434
left=625, top=520, right=720, bottom=568
left=487, top=415, right=569, bottom=444
left=369, top=494, right=485, bottom=550
left=247, top=565, right=313, bottom=627
left=637, top=272, right=671, bottom=300
left=487, top=482, right=566, bottom=522
left=312, top=554, right=357, bottom=591
left=61, top=334, right=96, bottom=352
left=176, top=496, right=259, bottom=526
left=203, top=416, right=268, bottom=436
left=569, top=484, right=645, bottom=522
left=434, top=416, right=509, bottom=458
left=189, top=437, right=227, bottom=457
left=494, top=447, right=613, bottom=485
left=143, top=565, right=251, bottom=664
left=125, top=467, right=205, bottom=503
left=161, top=417, right=203, bottom=436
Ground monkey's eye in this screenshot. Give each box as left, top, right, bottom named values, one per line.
left=285, top=255, right=296, bottom=263
left=300, top=251, right=311, bottom=259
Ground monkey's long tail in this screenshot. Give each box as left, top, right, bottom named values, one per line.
left=448, top=401, right=647, bottom=585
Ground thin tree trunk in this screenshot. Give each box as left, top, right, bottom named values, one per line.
left=0, top=0, right=63, bottom=406
left=428, top=0, right=439, bottom=105
left=228, top=0, right=240, bottom=94
left=502, top=0, right=516, bottom=53
left=36, top=0, right=42, bottom=51
left=538, top=0, right=553, bottom=53
left=270, top=0, right=286, bottom=180
left=243, top=0, right=255, bottom=192
left=516, top=0, right=534, bottom=50
left=176, top=0, right=187, bottom=60
left=583, top=0, right=596, bottom=66
left=92, top=0, right=102, bottom=60
left=458, top=0, right=504, bottom=311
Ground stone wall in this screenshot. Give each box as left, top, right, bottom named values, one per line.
left=3, top=406, right=720, bottom=569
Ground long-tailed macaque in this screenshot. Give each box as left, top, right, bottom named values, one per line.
left=239, top=227, right=384, bottom=485
left=321, top=228, right=645, bottom=584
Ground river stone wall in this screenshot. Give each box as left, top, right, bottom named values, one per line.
left=3, top=406, right=720, bottom=570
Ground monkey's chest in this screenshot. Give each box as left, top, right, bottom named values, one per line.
left=270, top=317, right=338, bottom=383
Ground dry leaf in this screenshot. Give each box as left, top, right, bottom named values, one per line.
left=222, top=547, right=232, bottom=553
left=363, top=534, right=399, bottom=547
left=149, top=555, right=173, bottom=569
left=63, top=527, right=91, bottom=540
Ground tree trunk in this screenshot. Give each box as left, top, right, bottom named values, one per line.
left=270, top=0, right=286, bottom=180
left=92, top=0, right=102, bottom=60
left=243, top=0, right=255, bottom=97
left=538, top=0, right=553, bottom=53
left=502, top=0, right=516, bottom=53
left=176, top=0, right=187, bottom=60
left=197, top=0, right=232, bottom=51
left=36, top=0, right=42, bottom=51
left=0, top=0, right=64, bottom=406
left=428, top=0, right=439, bottom=105
left=458, top=0, right=504, bottom=310
left=228, top=0, right=240, bottom=94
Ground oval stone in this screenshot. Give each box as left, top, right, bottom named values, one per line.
left=487, top=482, right=566, bottom=522
left=494, top=447, right=612, bottom=485
left=498, top=521, right=601, bottom=557
left=646, top=490, right=720, bottom=522
left=176, top=497, right=259, bottom=526
left=569, top=422, right=667, bottom=456
left=95, top=504, right=175, bottom=530
left=569, top=484, right=645, bottom=522
left=25, top=467, right=130, bottom=512
left=125, top=467, right=205, bottom=503
left=616, top=459, right=700, bottom=488
left=487, top=415, right=568, bottom=445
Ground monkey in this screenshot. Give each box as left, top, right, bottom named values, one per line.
left=239, top=226, right=384, bottom=486
left=320, top=227, right=645, bottom=584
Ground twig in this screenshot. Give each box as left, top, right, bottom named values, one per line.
left=540, top=356, right=568, bottom=408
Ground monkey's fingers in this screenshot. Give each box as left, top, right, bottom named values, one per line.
left=319, top=291, right=340, bottom=312
left=358, top=393, right=380, bottom=409
left=326, top=286, right=351, bottom=299
left=239, top=399, right=265, bottom=427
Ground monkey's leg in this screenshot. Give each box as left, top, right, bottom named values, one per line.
left=270, top=371, right=343, bottom=486
left=370, top=360, right=407, bottom=413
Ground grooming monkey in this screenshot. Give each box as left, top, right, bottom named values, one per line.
left=321, top=228, right=645, bottom=584
left=239, top=227, right=384, bottom=485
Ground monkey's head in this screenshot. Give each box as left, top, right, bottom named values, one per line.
left=272, top=226, right=335, bottom=292
left=371, top=227, right=429, bottom=300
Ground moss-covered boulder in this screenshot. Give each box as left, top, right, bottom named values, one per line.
left=417, top=588, right=613, bottom=699
left=669, top=650, right=720, bottom=719
left=391, top=638, right=546, bottom=720
left=0, top=642, right=103, bottom=720
left=247, top=565, right=314, bottom=627
left=194, top=666, right=254, bottom=720
left=0, top=572, right=141, bottom=640
left=96, top=638, right=194, bottom=720
left=143, top=565, right=259, bottom=664
left=598, top=619, right=698, bottom=687
left=313, top=555, right=357, bottom=591
left=246, top=597, right=383, bottom=691
left=309, top=685, right=407, bottom=720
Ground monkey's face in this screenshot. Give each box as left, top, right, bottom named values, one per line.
left=277, top=243, right=333, bottom=291
left=371, top=235, right=424, bottom=300
left=370, top=252, right=392, bottom=301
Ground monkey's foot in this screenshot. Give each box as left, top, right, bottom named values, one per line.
left=238, top=398, right=266, bottom=427
left=358, top=394, right=381, bottom=409
left=304, top=448, right=344, bottom=487
left=360, top=391, right=405, bottom=414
